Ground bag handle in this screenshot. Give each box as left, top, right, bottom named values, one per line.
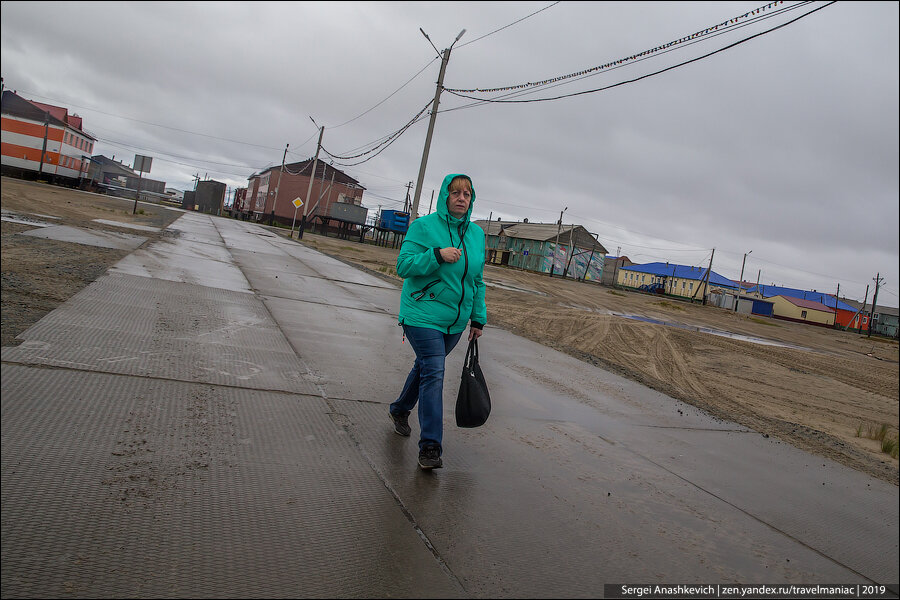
left=464, top=338, right=479, bottom=374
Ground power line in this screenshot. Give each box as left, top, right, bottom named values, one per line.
left=327, top=57, right=438, bottom=129
left=448, top=1, right=807, bottom=94
left=456, top=1, right=561, bottom=49
left=95, top=133, right=262, bottom=171
left=321, top=100, right=433, bottom=166
left=444, top=1, right=834, bottom=105
left=439, top=1, right=812, bottom=114
left=16, top=89, right=287, bottom=151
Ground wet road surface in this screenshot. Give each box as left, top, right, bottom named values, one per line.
left=2, top=211, right=897, bottom=598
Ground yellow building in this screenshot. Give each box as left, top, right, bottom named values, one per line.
left=616, top=262, right=737, bottom=301
left=769, top=295, right=835, bottom=326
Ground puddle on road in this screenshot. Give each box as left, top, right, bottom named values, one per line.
left=611, top=312, right=809, bottom=350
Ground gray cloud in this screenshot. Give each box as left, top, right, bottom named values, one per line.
left=2, top=1, right=897, bottom=304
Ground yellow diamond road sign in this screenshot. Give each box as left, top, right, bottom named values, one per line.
left=292, top=197, right=304, bottom=208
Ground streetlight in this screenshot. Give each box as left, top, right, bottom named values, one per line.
left=735, top=250, right=752, bottom=312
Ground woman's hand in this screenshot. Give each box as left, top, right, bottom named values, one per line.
left=468, top=326, right=483, bottom=341
left=440, top=247, right=462, bottom=263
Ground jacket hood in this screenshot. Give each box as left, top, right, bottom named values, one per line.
left=436, top=173, right=475, bottom=223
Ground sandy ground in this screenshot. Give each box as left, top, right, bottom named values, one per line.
left=2, top=177, right=897, bottom=484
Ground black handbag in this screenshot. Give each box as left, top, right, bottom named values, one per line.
left=455, top=338, right=491, bottom=428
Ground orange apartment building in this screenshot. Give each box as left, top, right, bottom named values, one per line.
left=1, top=90, right=96, bottom=183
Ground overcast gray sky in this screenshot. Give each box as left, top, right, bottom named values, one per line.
left=2, top=1, right=897, bottom=306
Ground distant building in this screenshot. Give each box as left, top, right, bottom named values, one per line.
left=602, top=255, right=633, bottom=286
left=87, top=155, right=166, bottom=199
left=839, top=299, right=898, bottom=336
left=192, top=180, right=226, bottom=214
left=768, top=295, right=835, bottom=327
left=472, top=219, right=607, bottom=281
left=1, top=90, right=96, bottom=183
left=617, top=262, right=738, bottom=301
left=249, top=160, right=364, bottom=225
left=165, top=188, right=184, bottom=202
left=747, top=285, right=863, bottom=331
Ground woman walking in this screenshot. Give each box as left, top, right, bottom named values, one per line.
left=389, top=173, right=486, bottom=470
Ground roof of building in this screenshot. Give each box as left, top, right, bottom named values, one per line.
left=1, top=91, right=94, bottom=139
left=621, top=262, right=737, bottom=288
left=90, top=155, right=136, bottom=176
left=473, top=219, right=518, bottom=234
left=775, top=295, right=835, bottom=313
left=747, top=284, right=855, bottom=312
left=496, top=223, right=608, bottom=252
left=839, top=299, right=899, bottom=316
left=260, top=160, right=364, bottom=190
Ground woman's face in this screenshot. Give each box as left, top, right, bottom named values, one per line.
left=447, top=181, right=472, bottom=218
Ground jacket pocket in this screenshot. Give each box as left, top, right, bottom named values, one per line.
left=410, top=279, right=446, bottom=302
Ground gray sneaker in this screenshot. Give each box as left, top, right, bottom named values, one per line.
left=389, top=410, right=411, bottom=436
left=418, top=445, right=442, bottom=470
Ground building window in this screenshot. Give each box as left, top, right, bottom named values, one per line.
left=801, top=310, right=808, bottom=319
left=863, top=316, right=868, bottom=324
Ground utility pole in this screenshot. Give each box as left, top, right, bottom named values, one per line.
left=299, top=123, right=324, bottom=239
left=563, top=224, right=576, bottom=278
left=410, top=28, right=466, bottom=223
left=868, top=273, right=883, bottom=338
left=550, top=207, right=567, bottom=277
left=403, top=181, right=413, bottom=213
left=833, top=283, right=840, bottom=328
left=691, top=248, right=715, bottom=304
left=271, top=143, right=289, bottom=226
left=427, top=189, right=435, bottom=215
left=734, top=250, right=752, bottom=312
left=613, top=246, right=622, bottom=287
left=484, top=211, right=493, bottom=261
left=845, top=285, right=869, bottom=332
left=38, top=112, right=50, bottom=178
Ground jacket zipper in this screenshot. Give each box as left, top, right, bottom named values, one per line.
left=449, top=221, right=468, bottom=333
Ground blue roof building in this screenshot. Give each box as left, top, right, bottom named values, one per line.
left=746, top=285, right=856, bottom=312
left=617, top=262, right=738, bottom=299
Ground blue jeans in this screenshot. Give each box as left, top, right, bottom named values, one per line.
left=390, top=325, right=463, bottom=452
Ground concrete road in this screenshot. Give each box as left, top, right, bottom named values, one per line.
left=2, top=212, right=897, bottom=598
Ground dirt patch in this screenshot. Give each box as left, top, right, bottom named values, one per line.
left=2, top=177, right=897, bottom=484
left=1, top=177, right=182, bottom=347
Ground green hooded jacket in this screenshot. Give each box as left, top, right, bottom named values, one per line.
left=396, top=173, right=487, bottom=335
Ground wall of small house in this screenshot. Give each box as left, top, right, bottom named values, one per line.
left=769, top=296, right=834, bottom=326
left=873, top=313, right=898, bottom=337
left=834, top=308, right=870, bottom=332
left=268, top=172, right=362, bottom=224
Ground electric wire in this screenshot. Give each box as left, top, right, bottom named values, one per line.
left=320, top=100, right=433, bottom=166
left=327, top=57, right=438, bottom=129
left=447, top=1, right=806, bottom=93
left=443, top=1, right=834, bottom=105
left=15, top=90, right=287, bottom=151
left=438, top=1, right=813, bottom=114
left=455, top=1, right=561, bottom=49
